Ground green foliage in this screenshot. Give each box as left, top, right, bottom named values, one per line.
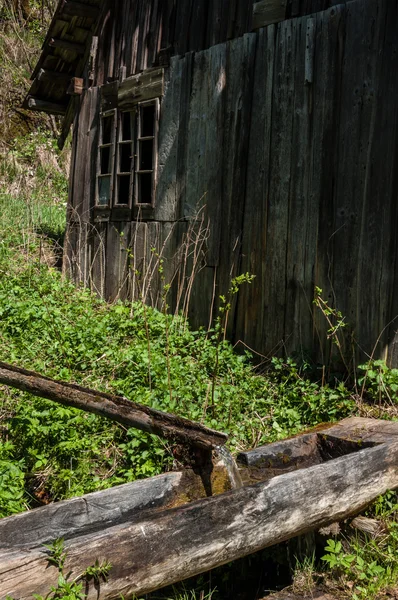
left=358, top=360, right=398, bottom=403
left=321, top=491, right=398, bottom=599
left=0, top=442, right=26, bottom=517
left=28, top=538, right=111, bottom=600
left=0, top=212, right=356, bottom=509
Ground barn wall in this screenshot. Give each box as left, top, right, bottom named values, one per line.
left=92, top=0, right=347, bottom=85
left=66, top=0, right=398, bottom=366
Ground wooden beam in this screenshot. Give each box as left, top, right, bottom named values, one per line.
left=49, top=37, right=86, bottom=54
left=1, top=440, right=398, bottom=598
left=27, top=96, right=67, bottom=115
left=252, top=0, right=287, bottom=29
left=67, top=76, right=84, bottom=95
left=118, top=67, right=164, bottom=110
left=36, top=68, right=72, bottom=84
left=0, top=361, right=227, bottom=449
left=59, top=0, right=99, bottom=19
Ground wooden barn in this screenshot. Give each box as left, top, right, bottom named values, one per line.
left=25, top=0, right=398, bottom=366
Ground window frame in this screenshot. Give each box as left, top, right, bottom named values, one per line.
left=95, top=98, right=160, bottom=215
left=95, top=108, right=117, bottom=208
left=114, top=109, right=136, bottom=208
left=134, top=98, right=160, bottom=209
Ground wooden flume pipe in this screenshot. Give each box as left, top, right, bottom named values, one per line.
left=1, top=438, right=398, bottom=599
left=0, top=361, right=227, bottom=449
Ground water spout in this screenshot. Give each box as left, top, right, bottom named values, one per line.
left=215, top=445, right=243, bottom=490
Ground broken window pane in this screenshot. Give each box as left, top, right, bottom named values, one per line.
left=102, top=115, right=114, bottom=145
left=121, top=112, right=133, bottom=141
left=117, top=174, right=131, bottom=205
left=141, top=103, right=155, bottom=137
left=100, top=147, right=112, bottom=175
left=139, top=140, right=153, bottom=171
left=119, top=142, right=132, bottom=173
left=137, top=172, right=152, bottom=205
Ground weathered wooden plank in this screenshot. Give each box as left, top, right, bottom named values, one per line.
left=217, top=33, right=256, bottom=338
left=354, top=0, right=398, bottom=363
left=311, top=4, right=346, bottom=365
left=263, top=18, right=295, bottom=354
left=36, top=68, right=72, bottom=84
left=2, top=440, right=398, bottom=599
left=105, top=222, right=130, bottom=301
left=184, top=42, right=226, bottom=268
left=136, top=0, right=152, bottom=72
left=0, top=361, right=228, bottom=449
left=154, top=57, right=182, bottom=221
left=252, top=0, right=287, bottom=29
left=118, top=67, right=164, bottom=109
left=89, top=221, right=106, bottom=298
left=49, top=37, right=86, bottom=54
left=26, top=96, right=67, bottom=115
left=173, top=0, right=193, bottom=55
left=175, top=52, right=194, bottom=220
left=237, top=25, right=275, bottom=350
left=283, top=14, right=315, bottom=356
left=331, top=0, right=380, bottom=366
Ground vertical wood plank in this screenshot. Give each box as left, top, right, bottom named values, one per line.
left=311, top=4, right=346, bottom=365
left=263, top=18, right=296, bottom=354
left=331, top=0, right=381, bottom=365
left=283, top=15, right=314, bottom=358
left=90, top=222, right=107, bottom=298
left=105, top=222, right=130, bottom=301
left=237, top=26, right=276, bottom=351
left=175, top=52, right=194, bottom=221
left=217, top=33, right=257, bottom=338
left=154, top=56, right=183, bottom=221
left=184, top=43, right=227, bottom=266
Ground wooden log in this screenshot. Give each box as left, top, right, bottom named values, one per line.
left=0, top=472, right=184, bottom=550
left=27, top=96, right=67, bottom=115
left=118, top=67, right=164, bottom=110
left=0, top=460, right=236, bottom=551
left=238, top=417, right=398, bottom=468
left=49, top=38, right=86, bottom=54
left=0, top=361, right=227, bottom=449
left=237, top=433, right=321, bottom=468
left=252, top=0, right=287, bottom=29
left=1, top=441, right=398, bottom=599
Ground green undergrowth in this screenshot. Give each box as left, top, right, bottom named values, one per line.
left=0, top=207, right=357, bottom=513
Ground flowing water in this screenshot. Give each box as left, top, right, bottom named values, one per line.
left=215, top=445, right=244, bottom=490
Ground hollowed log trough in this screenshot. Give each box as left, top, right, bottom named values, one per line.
left=1, top=417, right=398, bottom=599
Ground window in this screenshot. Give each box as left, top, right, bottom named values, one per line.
left=96, top=99, right=159, bottom=211
left=135, top=99, right=159, bottom=208
left=115, top=110, right=134, bottom=206
left=97, top=110, right=116, bottom=206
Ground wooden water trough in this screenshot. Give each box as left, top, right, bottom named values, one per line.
left=1, top=362, right=398, bottom=599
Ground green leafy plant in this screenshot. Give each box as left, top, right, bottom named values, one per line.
left=29, top=539, right=112, bottom=600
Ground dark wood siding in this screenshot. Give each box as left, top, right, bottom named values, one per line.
left=65, top=0, right=398, bottom=366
